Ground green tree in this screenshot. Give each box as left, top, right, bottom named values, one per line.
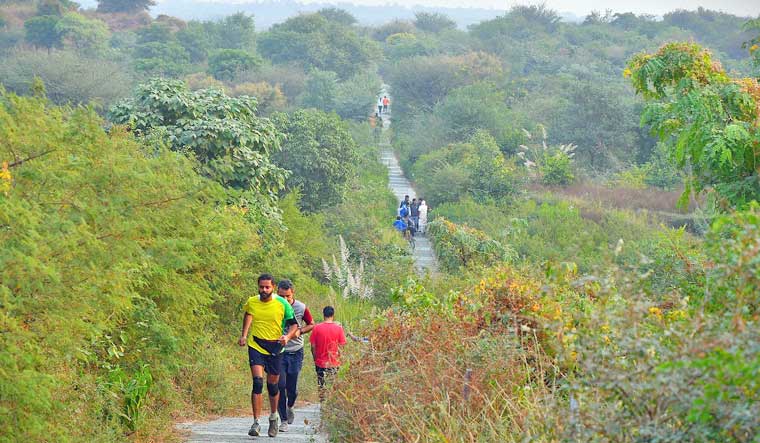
left=300, top=69, right=338, bottom=111
left=258, top=12, right=379, bottom=80
left=207, top=49, right=259, bottom=81
left=272, top=109, right=359, bottom=212
left=176, top=21, right=212, bottom=62
left=133, top=41, right=190, bottom=77
left=316, top=7, right=357, bottom=26
left=24, top=15, right=62, bottom=49
left=135, top=22, right=174, bottom=44
left=384, top=32, right=434, bottom=59
left=742, top=18, right=760, bottom=75
left=96, top=0, right=155, bottom=13
left=413, top=12, right=456, bottom=33
left=626, top=42, right=760, bottom=208
left=109, top=79, right=287, bottom=198
left=334, top=69, right=382, bottom=121
left=56, top=12, right=110, bottom=54
left=214, top=12, right=256, bottom=51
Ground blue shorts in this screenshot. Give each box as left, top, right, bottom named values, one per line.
left=282, top=348, right=304, bottom=375
left=248, top=346, right=283, bottom=375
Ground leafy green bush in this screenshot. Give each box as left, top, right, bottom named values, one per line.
left=560, top=298, right=760, bottom=443
left=109, top=78, right=286, bottom=198
left=412, top=131, right=522, bottom=206
left=427, top=217, right=515, bottom=271
left=0, top=92, right=277, bottom=439
left=272, top=108, right=358, bottom=213
left=541, top=151, right=575, bottom=185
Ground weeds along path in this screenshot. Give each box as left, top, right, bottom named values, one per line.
left=377, top=85, right=438, bottom=275
left=178, top=403, right=326, bottom=442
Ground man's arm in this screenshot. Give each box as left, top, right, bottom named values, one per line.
left=300, top=308, right=315, bottom=335
left=278, top=298, right=299, bottom=345
left=238, top=313, right=252, bottom=346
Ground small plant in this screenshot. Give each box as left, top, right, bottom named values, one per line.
left=322, top=235, right=374, bottom=299
left=518, top=124, right=576, bottom=186
left=101, top=364, right=153, bottom=433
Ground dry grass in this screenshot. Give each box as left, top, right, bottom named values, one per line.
left=322, top=267, right=577, bottom=442
left=530, top=182, right=698, bottom=213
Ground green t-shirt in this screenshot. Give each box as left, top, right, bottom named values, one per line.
left=244, top=295, right=296, bottom=355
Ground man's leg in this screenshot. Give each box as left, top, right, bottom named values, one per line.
left=251, top=364, right=264, bottom=418
left=286, top=367, right=300, bottom=408
left=247, top=363, right=265, bottom=436
left=277, top=356, right=289, bottom=422
left=315, top=366, right=326, bottom=402
left=265, top=352, right=284, bottom=437
left=266, top=373, right=280, bottom=414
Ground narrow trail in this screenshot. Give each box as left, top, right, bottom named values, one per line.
left=178, top=403, right=325, bottom=442
left=178, top=87, right=434, bottom=442
left=377, top=86, right=438, bottom=275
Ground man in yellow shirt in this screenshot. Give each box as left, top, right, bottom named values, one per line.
left=238, top=273, right=298, bottom=437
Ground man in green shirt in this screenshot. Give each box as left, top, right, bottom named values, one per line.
left=238, top=273, right=299, bottom=437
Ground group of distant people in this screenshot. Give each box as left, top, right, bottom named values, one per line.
left=393, top=195, right=428, bottom=243
left=239, top=274, right=347, bottom=437
left=377, top=95, right=391, bottom=115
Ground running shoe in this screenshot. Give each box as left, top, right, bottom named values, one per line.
left=248, top=421, right=261, bottom=436
left=278, top=422, right=288, bottom=432
left=287, top=406, right=295, bottom=424
left=268, top=413, right=278, bottom=437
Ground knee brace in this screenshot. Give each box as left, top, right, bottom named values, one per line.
left=267, top=382, right=278, bottom=397
left=252, top=376, right=264, bottom=395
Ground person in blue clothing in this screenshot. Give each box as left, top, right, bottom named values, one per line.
left=393, top=216, right=407, bottom=232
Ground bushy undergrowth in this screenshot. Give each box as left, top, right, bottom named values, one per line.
left=325, top=206, right=760, bottom=441
left=433, top=196, right=705, bottom=295
left=325, top=266, right=590, bottom=442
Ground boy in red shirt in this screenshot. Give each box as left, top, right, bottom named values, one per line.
left=309, top=305, right=346, bottom=401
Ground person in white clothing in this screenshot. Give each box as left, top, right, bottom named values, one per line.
left=418, top=199, right=428, bottom=234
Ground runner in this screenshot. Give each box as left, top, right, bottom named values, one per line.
left=410, top=198, right=420, bottom=231
left=238, top=274, right=299, bottom=438
left=418, top=199, right=429, bottom=234
left=275, top=279, right=315, bottom=433
left=309, top=306, right=347, bottom=402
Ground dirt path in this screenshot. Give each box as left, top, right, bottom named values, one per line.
left=177, top=403, right=325, bottom=442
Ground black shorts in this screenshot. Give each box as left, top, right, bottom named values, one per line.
left=248, top=346, right=283, bottom=376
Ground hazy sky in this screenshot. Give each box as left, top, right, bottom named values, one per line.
left=294, top=0, right=758, bottom=17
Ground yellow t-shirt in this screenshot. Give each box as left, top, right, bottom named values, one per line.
left=244, top=295, right=296, bottom=355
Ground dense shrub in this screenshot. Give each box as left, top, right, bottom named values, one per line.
left=0, top=92, right=274, bottom=439
left=427, top=218, right=515, bottom=271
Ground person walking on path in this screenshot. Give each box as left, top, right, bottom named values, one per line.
left=410, top=198, right=420, bottom=231
left=275, top=279, right=315, bottom=433
left=377, top=97, right=383, bottom=115
left=418, top=199, right=428, bottom=234
left=238, top=274, right=299, bottom=438
left=309, top=306, right=347, bottom=402
left=382, top=95, right=390, bottom=113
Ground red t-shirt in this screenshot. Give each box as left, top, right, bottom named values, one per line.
left=309, top=322, right=346, bottom=368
